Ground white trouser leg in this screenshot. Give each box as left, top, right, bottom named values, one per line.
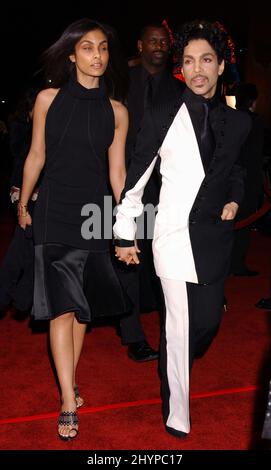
left=160, top=278, right=190, bottom=433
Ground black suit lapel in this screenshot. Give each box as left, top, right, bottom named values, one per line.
left=153, top=97, right=184, bottom=148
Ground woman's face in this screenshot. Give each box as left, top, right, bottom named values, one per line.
left=70, top=28, right=109, bottom=78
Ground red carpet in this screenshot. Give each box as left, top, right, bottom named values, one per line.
left=0, top=218, right=270, bottom=450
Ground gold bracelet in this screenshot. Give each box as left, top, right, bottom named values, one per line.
left=17, top=202, right=29, bottom=217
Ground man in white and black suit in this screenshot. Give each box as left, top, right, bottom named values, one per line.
left=117, top=23, right=184, bottom=362
left=114, top=20, right=251, bottom=438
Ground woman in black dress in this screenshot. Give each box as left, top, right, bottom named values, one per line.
left=18, top=18, right=129, bottom=440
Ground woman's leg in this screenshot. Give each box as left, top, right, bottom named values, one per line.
left=50, top=312, right=78, bottom=438
left=72, top=317, right=87, bottom=406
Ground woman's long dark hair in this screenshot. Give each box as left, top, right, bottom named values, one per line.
left=41, top=18, right=128, bottom=103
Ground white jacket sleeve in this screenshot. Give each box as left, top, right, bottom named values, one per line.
left=113, top=155, right=158, bottom=241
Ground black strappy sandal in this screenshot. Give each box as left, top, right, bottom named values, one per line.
left=58, top=411, right=79, bottom=441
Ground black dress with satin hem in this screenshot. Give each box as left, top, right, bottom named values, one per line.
left=32, top=75, right=130, bottom=322
left=34, top=244, right=130, bottom=322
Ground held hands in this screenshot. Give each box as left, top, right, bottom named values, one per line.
left=221, top=201, right=239, bottom=221
left=17, top=202, right=32, bottom=230
left=115, top=242, right=141, bottom=265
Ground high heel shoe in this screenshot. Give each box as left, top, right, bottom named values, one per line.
left=58, top=410, right=79, bottom=441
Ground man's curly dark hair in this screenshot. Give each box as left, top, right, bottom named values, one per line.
left=174, top=20, right=229, bottom=66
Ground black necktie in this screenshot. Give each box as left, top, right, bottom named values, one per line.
left=200, top=102, right=215, bottom=172
left=144, top=75, right=153, bottom=108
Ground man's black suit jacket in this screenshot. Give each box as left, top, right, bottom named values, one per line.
left=119, top=86, right=252, bottom=284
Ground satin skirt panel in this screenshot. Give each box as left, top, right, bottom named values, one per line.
left=32, top=243, right=130, bottom=322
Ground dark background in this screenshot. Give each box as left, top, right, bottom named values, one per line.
left=0, top=1, right=270, bottom=217
left=0, top=1, right=251, bottom=116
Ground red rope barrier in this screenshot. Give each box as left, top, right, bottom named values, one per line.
left=235, top=199, right=271, bottom=229
left=235, top=174, right=271, bottom=229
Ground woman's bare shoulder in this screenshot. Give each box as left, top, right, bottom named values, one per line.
left=35, top=88, right=61, bottom=111
left=110, top=99, right=128, bottom=124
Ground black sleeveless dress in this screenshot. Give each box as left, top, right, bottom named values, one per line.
left=32, top=75, right=129, bottom=321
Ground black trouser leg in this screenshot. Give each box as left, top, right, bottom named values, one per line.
left=187, top=279, right=225, bottom=368
left=117, top=265, right=145, bottom=344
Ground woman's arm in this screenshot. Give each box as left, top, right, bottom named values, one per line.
left=109, top=100, right=141, bottom=265
left=18, top=88, right=58, bottom=228
left=108, top=99, right=128, bottom=203
left=111, top=104, right=159, bottom=265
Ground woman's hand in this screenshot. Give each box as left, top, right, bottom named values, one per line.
left=18, top=212, right=32, bottom=230
left=17, top=202, right=32, bottom=229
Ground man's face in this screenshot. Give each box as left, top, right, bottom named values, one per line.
left=181, top=39, right=224, bottom=98
left=138, top=27, right=170, bottom=68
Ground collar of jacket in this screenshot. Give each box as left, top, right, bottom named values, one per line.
left=182, top=86, right=220, bottom=111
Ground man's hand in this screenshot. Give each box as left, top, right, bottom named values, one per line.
left=115, top=245, right=141, bottom=265
left=221, top=201, right=239, bottom=220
